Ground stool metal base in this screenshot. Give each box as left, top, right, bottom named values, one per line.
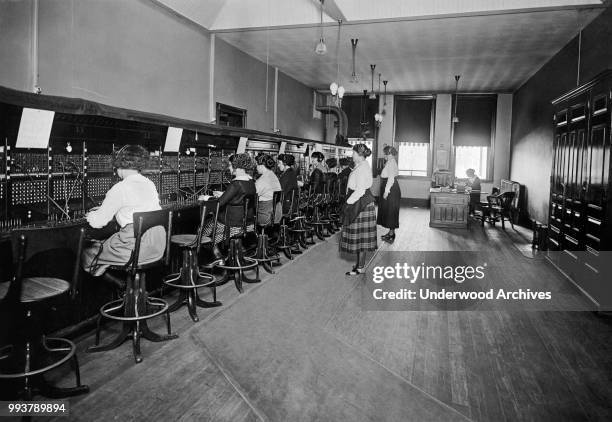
left=213, top=238, right=260, bottom=293
left=164, top=248, right=222, bottom=322
left=87, top=272, right=177, bottom=363
left=0, top=336, right=89, bottom=400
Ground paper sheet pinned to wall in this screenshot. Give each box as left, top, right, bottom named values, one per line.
left=164, top=127, right=183, bottom=152
left=16, top=108, right=55, bottom=149
left=436, top=149, right=449, bottom=169
left=237, top=137, right=248, bottom=153
left=314, top=143, right=323, bottom=152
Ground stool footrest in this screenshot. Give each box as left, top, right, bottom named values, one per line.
left=100, top=297, right=169, bottom=322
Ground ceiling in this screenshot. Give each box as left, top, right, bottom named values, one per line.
left=155, top=0, right=607, bottom=93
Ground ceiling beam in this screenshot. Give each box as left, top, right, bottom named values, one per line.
left=312, top=0, right=347, bottom=22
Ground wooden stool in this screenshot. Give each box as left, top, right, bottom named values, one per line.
left=0, top=227, right=89, bottom=400
left=87, top=210, right=178, bottom=364
left=212, top=196, right=260, bottom=293
left=163, top=201, right=222, bottom=322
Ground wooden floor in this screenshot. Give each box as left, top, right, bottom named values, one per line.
left=36, top=207, right=612, bottom=421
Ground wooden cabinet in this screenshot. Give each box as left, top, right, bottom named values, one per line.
left=429, top=189, right=469, bottom=228
left=549, top=70, right=612, bottom=310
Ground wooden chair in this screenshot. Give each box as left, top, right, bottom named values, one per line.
left=163, top=201, right=222, bottom=323
left=490, top=191, right=516, bottom=229
left=274, top=190, right=302, bottom=260
left=212, top=196, right=260, bottom=293
left=87, top=209, right=178, bottom=363
left=0, top=226, right=89, bottom=399
left=250, top=191, right=282, bottom=273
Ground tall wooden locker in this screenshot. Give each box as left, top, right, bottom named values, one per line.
left=549, top=70, right=612, bottom=310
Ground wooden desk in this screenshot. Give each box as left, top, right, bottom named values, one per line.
left=429, top=189, right=470, bottom=228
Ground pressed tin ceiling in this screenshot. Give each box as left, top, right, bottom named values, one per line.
left=156, top=0, right=607, bottom=92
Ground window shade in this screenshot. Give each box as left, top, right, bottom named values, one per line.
left=341, top=95, right=378, bottom=139
left=394, top=98, right=433, bottom=143
left=453, top=95, right=496, bottom=147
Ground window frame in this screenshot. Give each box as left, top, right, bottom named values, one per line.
left=392, top=95, right=436, bottom=180
left=450, top=94, right=496, bottom=182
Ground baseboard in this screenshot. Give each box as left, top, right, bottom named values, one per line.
left=400, top=197, right=430, bottom=208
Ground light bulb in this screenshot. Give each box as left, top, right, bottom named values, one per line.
left=369, top=92, right=377, bottom=100
left=452, top=116, right=460, bottom=123
left=185, top=148, right=191, bottom=155
left=330, top=82, right=338, bottom=96
left=65, top=142, right=72, bottom=153
left=337, top=86, right=345, bottom=98
left=315, top=37, right=327, bottom=55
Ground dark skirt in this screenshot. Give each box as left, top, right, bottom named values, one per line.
left=340, top=202, right=378, bottom=253
left=203, top=220, right=255, bottom=244
left=377, top=178, right=400, bottom=229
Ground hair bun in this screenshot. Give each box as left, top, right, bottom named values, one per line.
left=364, top=148, right=372, bottom=158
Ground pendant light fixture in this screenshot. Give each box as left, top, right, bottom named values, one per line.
left=350, top=39, right=359, bottom=83
left=368, top=64, right=376, bottom=99
left=452, top=75, right=461, bottom=124
left=383, top=80, right=388, bottom=106
left=314, top=0, right=327, bottom=55
left=360, top=89, right=370, bottom=137
left=329, top=20, right=344, bottom=105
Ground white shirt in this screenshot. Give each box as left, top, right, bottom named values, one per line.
left=380, top=157, right=399, bottom=195
left=255, top=170, right=281, bottom=202
left=346, top=159, right=373, bottom=204
left=86, top=173, right=161, bottom=228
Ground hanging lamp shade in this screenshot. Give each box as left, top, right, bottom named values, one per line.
left=330, top=82, right=338, bottom=95
left=315, top=37, right=327, bottom=55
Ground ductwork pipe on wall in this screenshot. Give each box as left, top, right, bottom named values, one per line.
left=315, top=105, right=349, bottom=145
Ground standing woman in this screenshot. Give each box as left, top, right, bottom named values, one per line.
left=340, top=144, right=377, bottom=275
left=377, top=145, right=400, bottom=241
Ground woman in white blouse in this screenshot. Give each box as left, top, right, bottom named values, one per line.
left=255, top=154, right=282, bottom=225
left=377, top=145, right=400, bottom=242
left=340, top=143, right=377, bottom=275
left=82, top=145, right=165, bottom=278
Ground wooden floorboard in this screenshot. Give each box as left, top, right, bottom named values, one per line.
left=36, top=207, right=612, bottom=421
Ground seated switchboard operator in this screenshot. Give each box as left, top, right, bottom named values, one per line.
left=308, top=151, right=326, bottom=194
left=255, top=154, right=282, bottom=225
left=203, top=153, right=257, bottom=246
left=81, top=145, right=165, bottom=276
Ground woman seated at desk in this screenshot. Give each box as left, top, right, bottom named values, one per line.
left=82, top=145, right=165, bottom=277
left=204, top=153, right=256, bottom=245
left=255, top=154, right=282, bottom=225
left=465, top=168, right=482, bottom=214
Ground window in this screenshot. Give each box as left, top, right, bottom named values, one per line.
left=348, top=138, right=373, bottom=167
left=452, top=95, right=496, bottom=180
left=454, top=146, right=488, bottom=179
left=216, top=103, right=247, bottom=128
left=394, top=96, right=434, bottom=176
left=398, top=143, right=428, bottom=176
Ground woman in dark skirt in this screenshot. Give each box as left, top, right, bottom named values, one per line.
left=340, top=144, right=377, bottom=275
left=377, top=145, right=400, bottom=242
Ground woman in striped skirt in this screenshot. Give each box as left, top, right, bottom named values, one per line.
left=340, top=143, right=377, bottom=275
